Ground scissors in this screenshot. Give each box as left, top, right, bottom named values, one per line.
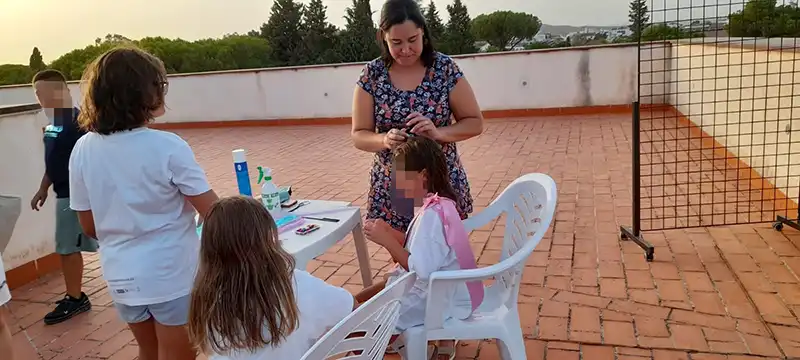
left=288, top=200, right=311, bottom=213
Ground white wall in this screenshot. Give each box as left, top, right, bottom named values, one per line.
left=0, top=44, right=663, bottom=272
left=0, top=109, right=55, bottom=271
left=668, top=42, right=800, bottom=201
left=0, top=45, right=651, bottom=125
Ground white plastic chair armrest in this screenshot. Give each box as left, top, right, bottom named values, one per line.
left=463, top=204, right=503, bottom=232
left=420, top=256, right=526, bottom=330
left=463, top=174, right=542, bottom=232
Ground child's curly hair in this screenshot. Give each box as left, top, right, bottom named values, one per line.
left=79, top=46, right=168, bottom=135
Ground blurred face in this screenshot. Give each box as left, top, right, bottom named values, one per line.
left=150, top=81, right=168, bottom=118
left=151, top=101, right=166, bottom=118
left=33, top=80, right=71, bottom=110
left=384, top=20, right=424, bottom=66
left=394, top=162, right=428, bottom=202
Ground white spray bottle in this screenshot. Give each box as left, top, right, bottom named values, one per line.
left=257, top=166, right=283, bottom=220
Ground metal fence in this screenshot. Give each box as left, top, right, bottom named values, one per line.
left=620, top=0, right=800, bottom=261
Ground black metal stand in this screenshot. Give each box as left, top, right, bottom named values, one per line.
left=620, top=102, right=655, bottom=261
left=773, top=184, right=800, bottom=231
left=773, top=213, right=800, bottom=232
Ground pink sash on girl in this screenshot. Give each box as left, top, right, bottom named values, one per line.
left=417, top=193, right=484, bottom=312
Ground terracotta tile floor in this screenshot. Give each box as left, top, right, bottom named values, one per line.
left=7, top=114, right=800, bottom=359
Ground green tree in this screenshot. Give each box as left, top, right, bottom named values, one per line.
left=441, top=0, right=476, bottom=54
left=640, top=24, right=704, bottom=41
left=338, top=0, right=380, bottom=62
left=260, top=0, right=306, bottom=66
left=424, top=1, right=446, bottom=46
left=0, top=64, right=34, bottom=86
left=43, top=34, right=274, bottom=82
left=95, top=34, right=132, bottom=45
left=568, top=32, right=610, bottom=46
left=524, top=39, right=569, bottom=50
left=611, top=35, right=634, bottom=43
left=302, top=0, right=340, bottom=64
left=137, top=37, right=192, bottom=73
left=471, top=11, right=542, bottom=51
left=50, top=42, right=118, bottom=80
left=728, top=0, right=800, bottom=37
left=629, top=0, right=649, bottom=40
left=218, top=34, right=274, bottom=69
left=29, top=47, right=46, bottom=72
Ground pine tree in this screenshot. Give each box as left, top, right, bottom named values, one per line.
left=260, top=0, right=305, bottom=66
left=629, top=0, right=650, bottom=40
left=29, top=47, right=46, bottom=72
left=442, top=0, right=476, bottom=55
left=424, top=1, right=445, bottom=47
left=302, top=0, right=339, bottom=64
left=338, top=0, right=380, bottom=62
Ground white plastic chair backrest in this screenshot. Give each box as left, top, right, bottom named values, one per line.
left=300, top=272, right=417, bottom=360
left=0, top=195, right=22, bottom=253
left=467, top=173, right=557, bottom=309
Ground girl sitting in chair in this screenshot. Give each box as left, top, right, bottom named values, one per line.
left=355, top=136, right=483, bottom=359
left=188, top=196, right=356, bottom=359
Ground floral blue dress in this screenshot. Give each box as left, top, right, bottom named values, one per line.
left=357, top=52, right=474, bottom=232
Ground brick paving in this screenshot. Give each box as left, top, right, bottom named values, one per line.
left=6, top=113, right=800, bottom=359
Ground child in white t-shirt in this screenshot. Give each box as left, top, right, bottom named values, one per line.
left=69, top=47, right=219, bottom=360
left=188, top=196, right=355, bottom=360
left=355, top=136, right=472, bottom=359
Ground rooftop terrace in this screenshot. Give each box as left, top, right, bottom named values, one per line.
left=2, top=42, right=800, bottom=359
left=4, top=113, right=799, bottom=359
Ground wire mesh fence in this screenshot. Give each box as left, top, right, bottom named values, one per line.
left=636, top=0, right=800, bottom=232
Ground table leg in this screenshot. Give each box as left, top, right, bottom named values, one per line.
left=351, top=221, right=373, bottom=287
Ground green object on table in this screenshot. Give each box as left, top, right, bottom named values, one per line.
left=279, top=186, right=291, bottom=203
left=252, top=186, right=292, bottom=203
left=196, top=183, right=292, bottom=237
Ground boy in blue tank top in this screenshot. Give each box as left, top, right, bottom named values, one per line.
left=30, top=69, right=98, bottom=325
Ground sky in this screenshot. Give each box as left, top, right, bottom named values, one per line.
left=0, top=0, right=742, bottom=65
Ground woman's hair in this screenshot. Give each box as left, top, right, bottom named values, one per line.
left=188, top=196, right=299, bottom=355
left=393, top=136, right=458, bottom=202
left=378, top=0, right=436, bottom=68
left=78, top=46, right=168, bottom=135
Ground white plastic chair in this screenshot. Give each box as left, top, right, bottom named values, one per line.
left=396, top=173, right=558, bottom=360
left=300, top=271, right=417, bottom=360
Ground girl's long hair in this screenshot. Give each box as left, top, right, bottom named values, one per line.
left=188, top=196, right=298, bottom=355
left=393, top=136, right=459, bottom=203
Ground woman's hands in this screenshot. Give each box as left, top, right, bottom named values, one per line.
left=382, top=128, right=408, bottom=150
left=382, top=112, right=442, bottom=150
left=364, top=218, right=410, bottom=269
left=405, top=112, right=442, bottom=142
left=364, top=218, right=396, bottom=248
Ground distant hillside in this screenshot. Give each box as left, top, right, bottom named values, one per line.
left=540, top=24, right=625, bottom=36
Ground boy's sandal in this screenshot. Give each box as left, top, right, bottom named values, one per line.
left=436, top=340, right=459, bottom=360
left=428, top=344, right=440, bottom=360
left=385, top=343, right=438, bottom=359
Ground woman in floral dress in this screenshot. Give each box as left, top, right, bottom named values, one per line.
left=351, top=0, right=484, bottom=240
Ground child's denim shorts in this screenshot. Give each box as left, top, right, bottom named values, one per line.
left=114, top=295, right=190, bottom=326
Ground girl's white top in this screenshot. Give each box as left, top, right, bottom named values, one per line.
left=387, top=207, right=472, bottom=331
